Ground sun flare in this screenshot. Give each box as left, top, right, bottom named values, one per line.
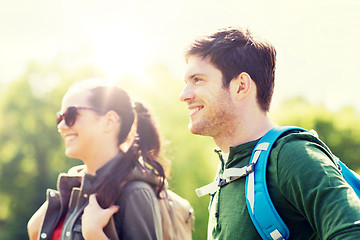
left=89, top=23, right=150, bottom=81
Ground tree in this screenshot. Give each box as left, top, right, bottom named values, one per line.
left=1, top=60, right=359, bottom=239
left=0, top=60, right=104, bottom=239
left=270, top=97, right=360, bottom=171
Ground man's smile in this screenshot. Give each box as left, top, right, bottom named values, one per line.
left=189, top=105, right=204, bottom=117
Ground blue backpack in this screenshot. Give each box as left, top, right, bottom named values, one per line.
left=195, top=126, right=360, bottom=240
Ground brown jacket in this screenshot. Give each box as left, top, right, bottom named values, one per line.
left=32, top=158, right=162, bottom=240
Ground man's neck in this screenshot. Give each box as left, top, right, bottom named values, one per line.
left=213, top=115, right=275, bottom=152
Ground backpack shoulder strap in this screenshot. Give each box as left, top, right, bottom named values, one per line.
left=336, top=159, right=360, bottom=198
left=245, top=126, right=306, bottom=240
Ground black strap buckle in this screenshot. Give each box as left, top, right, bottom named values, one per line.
left=218, top=178, right=228, bottom=187
left=246, top=163, right=255, bottom=175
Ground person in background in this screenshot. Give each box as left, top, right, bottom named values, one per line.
left=27, top=79, right=168, bottom=240
left=179, top=26, right=360, bottom=239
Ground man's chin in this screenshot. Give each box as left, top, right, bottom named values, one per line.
left=188, top=124, right=208, bottom=136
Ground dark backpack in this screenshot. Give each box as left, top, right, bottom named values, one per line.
left=105, top=168, right=195, bottom=240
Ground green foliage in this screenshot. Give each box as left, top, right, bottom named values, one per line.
left=0, top=60, right=104, bottom=239
left=0, top=61, right=359, bottom=239
left=270, top=97, right=360, bottom=171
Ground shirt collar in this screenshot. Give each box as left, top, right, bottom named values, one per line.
left=214, top=138, right=260, bottom=166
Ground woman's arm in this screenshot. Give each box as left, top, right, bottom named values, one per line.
left=28, top=201, right=48, bottom=240
left=82, top=194, right=119, bottom=240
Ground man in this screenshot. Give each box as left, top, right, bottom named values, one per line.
left=179, top=27, right=360, bottom=239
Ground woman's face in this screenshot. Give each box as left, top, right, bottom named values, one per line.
left=57, top=89, right=106, bottom=160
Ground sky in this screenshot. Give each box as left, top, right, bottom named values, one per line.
left=1, top=0, right=359, bottom=112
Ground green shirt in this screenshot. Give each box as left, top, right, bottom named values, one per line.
left=208, top=131, right=360, bottom=239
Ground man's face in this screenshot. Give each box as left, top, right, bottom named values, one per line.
left=179, top=55, right=236, bottom=138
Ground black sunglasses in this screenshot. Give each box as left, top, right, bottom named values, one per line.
left=56, top=106, right=107, bottom=127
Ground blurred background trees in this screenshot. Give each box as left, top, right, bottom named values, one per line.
left=0, top=60, right=359, bottom=239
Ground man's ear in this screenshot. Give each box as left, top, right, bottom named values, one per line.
left=103, top=111, right=121, bottom=132
left=231, top=72, right=252, bottom=101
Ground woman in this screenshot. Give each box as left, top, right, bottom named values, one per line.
left=27, top=79, right=168, bottom=240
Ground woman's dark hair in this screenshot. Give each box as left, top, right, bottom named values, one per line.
left=77, top=83, right=167, bottom=208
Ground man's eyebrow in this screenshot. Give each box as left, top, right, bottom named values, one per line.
left=185, top=73, right=206, bottom=80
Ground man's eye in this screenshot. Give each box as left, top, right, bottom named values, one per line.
left=194, top=77, right=202, bottom=83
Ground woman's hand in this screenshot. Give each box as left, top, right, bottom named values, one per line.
left=82, top=194, right=119, bottom=240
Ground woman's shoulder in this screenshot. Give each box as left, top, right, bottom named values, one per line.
left=122, top=180, right=156, bottom=194
left=117, top=180, right=160, bottom=213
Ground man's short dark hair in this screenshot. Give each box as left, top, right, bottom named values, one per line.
left=186, top=27, right=276, bottom=112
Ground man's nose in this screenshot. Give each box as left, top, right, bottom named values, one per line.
left=178, top=84, right=194, bottom=103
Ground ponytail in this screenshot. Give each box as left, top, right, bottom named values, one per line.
left=87, top=85, right=167, bottom=208
left=134, top=102, right=166, bottom=197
